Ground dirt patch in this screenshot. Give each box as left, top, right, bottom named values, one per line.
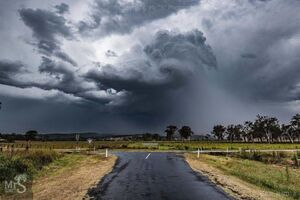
left=32, top=155, right=117, bottom=200
left=185, top=154, right=288, bottom=200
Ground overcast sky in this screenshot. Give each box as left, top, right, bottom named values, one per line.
left=0, top=0, right=299, bottom=134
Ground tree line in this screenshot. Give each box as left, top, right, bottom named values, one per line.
left=164, top=125, right=194, bottom=140
left=211, top=114, right=300, bottom=143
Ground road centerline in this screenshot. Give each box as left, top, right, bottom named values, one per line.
left=145, top=153, right=151, bottom=159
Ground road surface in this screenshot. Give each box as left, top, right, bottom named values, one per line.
left=88, top=152, right=233, bottom=200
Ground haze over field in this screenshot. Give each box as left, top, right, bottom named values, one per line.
left=0, top=0, right=299, bottom=133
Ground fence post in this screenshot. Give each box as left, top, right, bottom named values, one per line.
left=105, top=148, right=108, bottom=158
left=197, top=148, right=200, bottom=158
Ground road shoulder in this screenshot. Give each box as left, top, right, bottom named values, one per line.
left=32, top=154, right=117, bottom=200
left=185, top=153, right=289, bottom=200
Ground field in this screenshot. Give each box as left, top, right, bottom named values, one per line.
left=1, top=140, right=300, bottom=151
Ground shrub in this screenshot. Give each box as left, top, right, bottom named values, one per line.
left=0, top=150, right=60, bottom=183
left=292, top=153, right=299, bottom=168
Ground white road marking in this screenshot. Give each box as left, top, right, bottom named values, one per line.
left=145, top=153, right=151, bottom=159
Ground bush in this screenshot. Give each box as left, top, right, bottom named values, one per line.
left=0, top=150, right=60, bottom=183
left=292, top=153, right=299, bottom=168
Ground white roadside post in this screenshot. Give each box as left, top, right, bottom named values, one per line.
left=87, top=138, right=93, bottom=153
left=75, top=134, right=80, bottom=151
left=197, top=148, right=200, bottom=158
left=105, top=148, right=108, bottom=158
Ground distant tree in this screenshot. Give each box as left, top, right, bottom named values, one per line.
left=211, top=125, right=226, bottom=140
left=226, top=125, right=235, bottom=142
left=243, top=121, right=253, bottom=142
left=164, top=125, right=177, bottom=140
left=226, top=124, right=243, bottom=142
left=291, top=114, right=300, bottom=142
left=233, top=124, right=243, bottom=141
left=25, top=130, right=38, bottom=141
left=281, top=124, right=296, bottom=143
left=252, top=115, right=280, bottom=143
left=152, top=134, right=161, bottom=141
left=178, top=126, right=194, bottom=140
left=142, top=133, right=150, bottom=141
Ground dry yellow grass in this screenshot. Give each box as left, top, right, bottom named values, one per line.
left=32, top=154, right=116, bottom=200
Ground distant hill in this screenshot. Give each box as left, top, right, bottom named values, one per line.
left=40, top=132, right=113, bottom=141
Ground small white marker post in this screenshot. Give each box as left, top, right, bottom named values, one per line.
left=105, top=148, right=108, bottom=158
left=197, top=148, right=200, bottom=158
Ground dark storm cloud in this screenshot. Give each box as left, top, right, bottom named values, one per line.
left=0, top=60, right=27, bottom=88
left=19, top=8, right=72, bottom=41
left=19, top=7, right=77, bottom=66
left=55, top=3, right=69, bottom=14
left=240, top=53, right=257, bottom=59
left=197, top=0, right=300, bottom=108
left=105, top=50, right=118, bottom=57
left=85, top=29, right=216, bottom=114
left=35, top=57, right=116, bottom=104
left=79, top=0, right=200, bottom=36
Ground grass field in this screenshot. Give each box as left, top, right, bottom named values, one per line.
left=186, top=153, right=300, bottom=200
left=1, top=140, right=300, bottom=151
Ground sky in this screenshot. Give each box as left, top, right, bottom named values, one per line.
left=0, top=0, right=300, bottom=134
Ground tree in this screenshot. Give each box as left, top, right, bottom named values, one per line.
left=233, top=124, right=243, bottom=141
left=25, top=130, right=38, bottom=141
left=211, top=125, right=226, bottom=140
left=226, top=125, right=235, bottom=142
left=226, top=124, right=243, bottom=142
left=291, top=114, right=300, bottom=142
left=242, top=121, right=253, bottom=142
left=164, top=125, right=177, bottom=140
left=281, top=124, right=296, bottom=143
left=178, top=126, right=194, bottom=140
left=252, top=115, right=280, bottom=143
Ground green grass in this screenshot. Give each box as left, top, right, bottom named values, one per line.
left=35, top=154, right=95, bottom=178
left=0, top=150, right=60, bottom=194
left=2, top=140, right=300, bottom=150
left=125, top=141, right=300, bottom=151
left=190, top=154, right=300, bottom=199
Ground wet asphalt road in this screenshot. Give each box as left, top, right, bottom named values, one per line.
left=88, top=152, right=233, bottom=200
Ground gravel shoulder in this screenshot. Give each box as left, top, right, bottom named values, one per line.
left=32, top=154, right=117, bottom=200
left=185, top=154, right=289, bottom=200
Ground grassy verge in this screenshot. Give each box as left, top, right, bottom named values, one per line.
left=3, top=140, right=300, bottom=150
left=186, top=154, right=300, bottom=200
left=35, top=153, right=89, bottom=179
left=33, top=154, right=116, bottom=200
left=0, top=150, right=61, bottom=198
left=0, top=150, right=60, bottom=181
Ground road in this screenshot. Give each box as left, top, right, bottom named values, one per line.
left=88, top=152, right=233, bottom=200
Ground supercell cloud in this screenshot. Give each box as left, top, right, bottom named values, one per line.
left=0, top=0, right=299, bottom=133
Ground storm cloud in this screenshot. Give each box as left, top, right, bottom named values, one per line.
left=78, top=0, right=200, bottom=36
left=84, top=29, right=216, bottom=114
left=0, top=0, right=300, bottom=133
left=0, top=60, right=27, bottom=88
left=55, top=3, right=69, bottom=15
left=19, top=7, right=77, bottom=66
